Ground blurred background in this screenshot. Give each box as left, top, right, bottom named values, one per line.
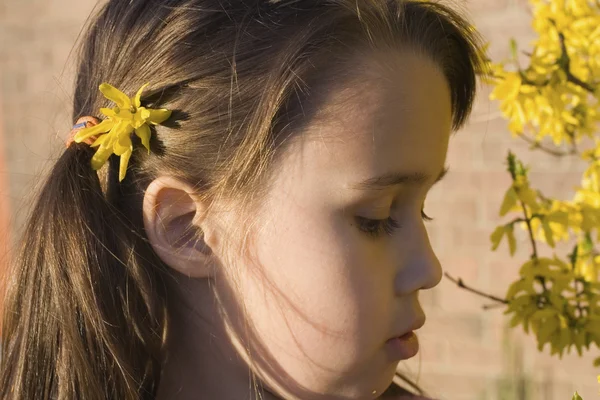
left=0, top=0, right=598, bottom=399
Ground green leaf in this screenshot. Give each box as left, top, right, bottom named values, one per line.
left=506, top=279, right=526, bottom=300
left=546, top=210, right=568, bottom=226
left=510, top=38, right=518, bottom=60
left=572, top=391, right=583, bottom=400
left=490, top=226, right=506, bottom=250
left=509, top=312, right=523, bottom=328
left=542, top=220, right=555, bottom=247
left=507, top=151, right=517, bottom=179
left=500, top=187, right=519, bottom=216
left=506, top=224, right=517, bottom=256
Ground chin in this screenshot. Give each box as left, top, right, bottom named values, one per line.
left=339, top=361, right=400, bottom=400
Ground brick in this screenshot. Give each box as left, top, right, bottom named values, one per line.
left=448, top=224, right=500, bottom=250
left=401, top=335, right=450, bottom=367
left=436, top=276, right=491, bottom=314
left=446, top=135, right=474, bottom=171
left=462, top=0, right=511, bottom=14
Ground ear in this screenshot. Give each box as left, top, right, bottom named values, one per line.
left=142, top=176, right=218, bottom=278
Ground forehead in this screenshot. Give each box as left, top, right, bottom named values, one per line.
left=270, top=50, right=452, bottom=203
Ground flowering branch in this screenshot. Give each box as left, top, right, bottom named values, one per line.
left=444, top=272, right=509, bottom=305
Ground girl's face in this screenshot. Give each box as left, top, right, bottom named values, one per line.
left=217, top=50, right=451, bottom=399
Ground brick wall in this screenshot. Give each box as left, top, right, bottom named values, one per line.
left=0, top=81, right=9, bottom=314
left=0, top=0, right=597, bottom=399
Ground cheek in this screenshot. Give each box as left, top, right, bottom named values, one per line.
left=235, top=205, right=395, bottom=375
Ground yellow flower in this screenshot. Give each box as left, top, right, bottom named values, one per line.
left=74, top=83, right=172, bottom=181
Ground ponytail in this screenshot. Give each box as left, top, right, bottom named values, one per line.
left=0, top=142, right=167, bottom=400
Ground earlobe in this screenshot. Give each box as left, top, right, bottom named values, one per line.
left=142, top=176, right=218, bottom=278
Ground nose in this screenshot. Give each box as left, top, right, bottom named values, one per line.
left=394, top=220, right=442, bottom=294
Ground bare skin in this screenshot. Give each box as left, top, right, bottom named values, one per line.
left=146, top=49, right=451, bottom=400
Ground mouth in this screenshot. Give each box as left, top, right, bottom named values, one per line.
left=384, top=316, right=426, bottom=360
left=385, top=331, right=419, bottom=360
left=393, top=315, right=426, bottom=339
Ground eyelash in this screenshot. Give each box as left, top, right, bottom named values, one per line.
left=356, top=209, right=433, bottom=238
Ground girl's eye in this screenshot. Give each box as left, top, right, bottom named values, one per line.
left=355, top=216, right=400, bottom=238
left=422, top=208, right=433, bottom=222
left=356, top=208, right=433, bottom=238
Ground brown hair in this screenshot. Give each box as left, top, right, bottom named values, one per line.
left=0, top=0, right=487, bottom=398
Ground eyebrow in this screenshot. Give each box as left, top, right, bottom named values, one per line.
left=350, top=165, right=449, bottom=191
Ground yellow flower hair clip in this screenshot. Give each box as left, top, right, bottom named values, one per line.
left=71, top=83, right=172, bottom=181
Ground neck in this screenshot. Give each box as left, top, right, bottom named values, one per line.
left=155, top=276, right=280, bottom=400
left=154, top=276, right=417, bottom=400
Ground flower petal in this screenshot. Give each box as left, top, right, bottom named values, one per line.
left=99, top=83, right=131, bottom=109
left=139, top=108, right=151, bottom=120
left=133, top=111, right=147, bottom=129
left=90, top=134, right=108, bottom=148
left=146, top=109, right=172, bottom=125
left=113, top=123, right=134, bottom=156
left=100, top=107, right=118, bottom=118
left=90, top=142, right=114, bottom=171
left=114, top=137, right=133, bottom=156
left=73, top=119, right=114, bottom=142
left=119, top=149, right=132, bottom=182
left=116, top=109, right=134, bottom=120
left=135, top=124, right=151, bottom=153
left=134, top=83, right=150, bottom=108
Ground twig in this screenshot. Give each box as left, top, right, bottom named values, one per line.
left=444, top=272, right=509, bottom=304
left=557, top=32, right=596, bottom=94
left=515, top=190, right=549, bottom=292
left=520, top=199, right=540, bottom=260
left=517, top=133, right=578, bottom=157
left=483, top=303, right=507, bottom=310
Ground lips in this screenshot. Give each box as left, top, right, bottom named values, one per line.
left=398, top=331, right=414, bottom=340
left=391, top=315, right=426, bottom=340
left=385, top=331, right=420, bottom=360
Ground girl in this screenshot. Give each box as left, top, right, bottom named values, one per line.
left=0, top=0, right=487, bottom=399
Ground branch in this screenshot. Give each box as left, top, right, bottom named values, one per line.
left=483, top=303, right=507, bottom=310
left=520, top=199, right=540, bottom=260
left=444, top=272, right=509, bottom=305
left=514, top=189, right=550, bottom=292
left=517, top=133, right=578, bottom=157
left=557, top=32, right=596, bottom=94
